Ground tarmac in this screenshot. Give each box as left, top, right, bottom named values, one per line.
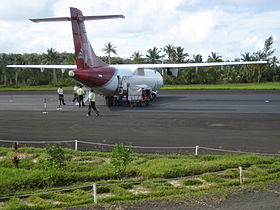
left=1, top=89, right=280, bottom=209
left=0, top=89, right=279, bottom=154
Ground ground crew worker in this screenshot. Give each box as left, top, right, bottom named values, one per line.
left=72, top=84, right=79, bottom=102
left=57, top=86, right=66, bottom=106
left=77, top=86, right=85, bottom=107
left=86, top=89, right=100, bottom=117
left=117, top=86, right=124, bottom=106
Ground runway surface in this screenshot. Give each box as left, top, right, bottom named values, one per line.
left=0, top=89, right=279, bottom=154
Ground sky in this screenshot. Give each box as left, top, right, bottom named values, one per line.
left=0, top=0, right=279, bottom=61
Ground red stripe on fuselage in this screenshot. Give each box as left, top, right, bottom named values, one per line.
left=73, top=66, right=116, bottom=87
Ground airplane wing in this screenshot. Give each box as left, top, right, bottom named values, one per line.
left=6, top=65, right=76, bottom=72
left=7, top=61, right=267, bottom=71
left=111, top=61, right=267, bottom=69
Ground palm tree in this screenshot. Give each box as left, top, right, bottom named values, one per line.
left=43, top=48, right=59, bottom=83
left=192, top=54, right=203, bottom=63
left=270, top=56, right=279, bottom=67
left=173, top=46, right=189, bottom=63
left=270, top=56, right=280, bottom=81
left=131, top=51, right=144, bottom=64
left=241, top=52, right=253, bottom=61
left=14, top=54, right=25, bottom=86
left=163, top=44, right=175, bottom=63
left=64, top=53, right=76, bottom=65
left=102, top=42, right=117, bottom=64
left=263, top=36, right=276, bottom=59
left=207, top=52, right=222, bottom=62
left=146, top=47, right=161, bottom=64
left=206, top=52, right=223, bottom=83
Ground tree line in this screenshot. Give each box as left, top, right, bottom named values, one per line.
left=0, top=36, right=279, bottom=87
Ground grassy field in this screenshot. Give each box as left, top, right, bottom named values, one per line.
left=0, top=146, right=279, bottom=209
left=162, top=82, right=280, bottom=90
left=0, top=82, right=280, bottom=91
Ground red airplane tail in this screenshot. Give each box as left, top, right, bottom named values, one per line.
left=70, top=8, right=106, bottom=69
left=30, top=7, right=125, bottom=69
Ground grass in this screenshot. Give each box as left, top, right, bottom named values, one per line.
left=162, top=82, right=280, bottom=90
left=0, top=82, right=280, bottom=91
left=0, top=146, right=279, bottom=209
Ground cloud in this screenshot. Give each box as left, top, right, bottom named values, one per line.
left=0, top=0, right=279, bottom=61
left=0, top=0, right=56, bottom=20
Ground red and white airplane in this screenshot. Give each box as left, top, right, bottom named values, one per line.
left=8, top=7, right=267, bottom=105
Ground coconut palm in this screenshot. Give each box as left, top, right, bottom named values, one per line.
left=207, top=52, right=222, bottom=62
left=241, top=52, right=253, bottom=61
left=163, top=44, right=175, bottom=63
left=131, top=51, right=144, bottom=64
left=173, top=46, right=189, bottom=63
left=102, top=42, right=117, bottom=64
left=192, top=54, right=203, bottom=63
left=146, top=47, right=161, bottom=64
left=14, top=54, right=26, bottom=86
left=43, top=48, right=59, bottom=83
left=263, top=36, right=275, bottom=59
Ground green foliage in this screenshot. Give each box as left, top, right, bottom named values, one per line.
left=0, top=36, right=279, bottom=88
left=111, top=143, right=134, bottom=177
left=0, top=147, right=280, bottom=209
left=45, top=144, right=67, bottom=169
left=182, top=178, right=203, bottom=186
left=3, top=198, right=33, bottom=210
left=97, top=186, right=111, bottom=194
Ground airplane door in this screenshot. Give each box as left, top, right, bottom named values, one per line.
left=121, top=76, right=128, bottom=91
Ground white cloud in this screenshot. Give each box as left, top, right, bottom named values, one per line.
left=0, top=0, right=279, bottom=61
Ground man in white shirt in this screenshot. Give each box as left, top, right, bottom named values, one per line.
left=57, top=86, right=66, bottom=106
left=86, top=89, right=100, bottom=117
left=72, top=84, right=79, bottom=102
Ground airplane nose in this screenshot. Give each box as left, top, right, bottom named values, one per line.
left=69, top=70, right=75, bottom=77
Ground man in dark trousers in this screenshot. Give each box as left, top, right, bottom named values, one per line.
left=77, top=86, right=85, bottom=107
left=57, top=86, right=66, bottom=106
left=86, top=89, right=100, bottom=117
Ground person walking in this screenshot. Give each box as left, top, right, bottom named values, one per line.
left=86, top=89, right=100, bottom=117
left=72, top=84, right=78, bottom=102
left=77, top=86, right=85, bottom=107
left=57, top=86, right=66, bottom=106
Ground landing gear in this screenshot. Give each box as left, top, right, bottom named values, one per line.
left=105, top=96, right=113, bottom=106
left=105, top=96, right=115, bottom=106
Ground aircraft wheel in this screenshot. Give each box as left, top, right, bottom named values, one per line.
left=105, top=96, right=114, bottom=106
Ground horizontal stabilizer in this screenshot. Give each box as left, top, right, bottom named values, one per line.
left=7, top=64, right=76, bottom=69
left=30, top=15, right=125, bottom=23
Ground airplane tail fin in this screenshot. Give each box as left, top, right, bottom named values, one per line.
left=30, top=7, right=124, bottom=69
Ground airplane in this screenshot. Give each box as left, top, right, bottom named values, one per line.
left=8, top=7, right=267, bottom=106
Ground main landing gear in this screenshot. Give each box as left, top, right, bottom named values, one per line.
left=105, top=96, right=115, bottom=106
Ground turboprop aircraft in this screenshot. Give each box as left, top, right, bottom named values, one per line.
left=8, top=7, right=267, bottom=105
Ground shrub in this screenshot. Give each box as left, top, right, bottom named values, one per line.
left=45, top=144, right=67, bottom=169
left=111, top=143, right=134, bottom=177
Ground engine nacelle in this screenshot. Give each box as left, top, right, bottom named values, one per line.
left=167, top=68, right=178, bottom=77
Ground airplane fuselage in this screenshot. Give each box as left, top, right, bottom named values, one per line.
left=70, top=66, right=163, bottom=96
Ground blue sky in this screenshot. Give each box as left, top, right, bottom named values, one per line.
left=0, top=0, right=279, bottom=61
